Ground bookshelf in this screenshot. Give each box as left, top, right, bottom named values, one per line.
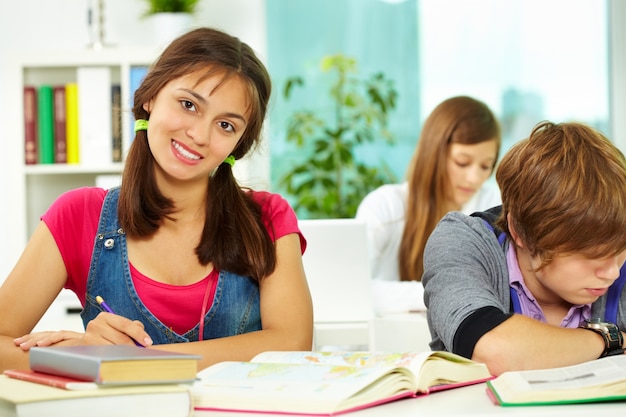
left=7, top=47, right=158, bottom=242
left=2, top=47, right=159, bottom=329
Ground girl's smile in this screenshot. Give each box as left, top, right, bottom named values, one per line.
left=172, top=139, right=202, bottom=163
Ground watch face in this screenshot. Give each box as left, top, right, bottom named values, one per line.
left=584, top=318, right=612, bottom=330
left=586, top=321, right=609, bottom=330
left=584, top=320, right=623, bottom=348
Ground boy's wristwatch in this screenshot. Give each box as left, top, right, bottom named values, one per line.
left=579, top=318, right=624, bottom=358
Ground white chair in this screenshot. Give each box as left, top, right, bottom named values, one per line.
left=298, top=219, right=375, bottom=351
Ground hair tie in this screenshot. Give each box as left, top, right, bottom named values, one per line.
left=223, top=155, right=236, bottom=167
left=134, top=119, right=149, bottom=132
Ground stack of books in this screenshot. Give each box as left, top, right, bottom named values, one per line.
left=1, top=345, right=200, bottom=417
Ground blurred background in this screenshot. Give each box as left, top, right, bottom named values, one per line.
left=0, top=0, right=624, bottom=277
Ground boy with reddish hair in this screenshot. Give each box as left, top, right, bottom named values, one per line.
left=424, top=121, right=626, bottom=376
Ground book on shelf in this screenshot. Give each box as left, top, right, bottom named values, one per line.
left=29, top=345, right=201, bottom=385
left=0, top=375, right=192, bottom=417
left=191, top=350, right=493, bottom=416
left=77, top=66, right=112, bottom=165
left=65, top=82, right=79, bottom=164
left=111, top=84, right=122, bottom=162
left=37, top=84, right=55, bottom=164
left=53, top=85, right=67, bottom=163
left=128, top=65, right=149, bottom=141
left=23, top=85, right=38, bottom=165
left=486, top=354, right=626, bottom=406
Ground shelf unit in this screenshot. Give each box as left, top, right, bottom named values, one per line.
left=1, top=47, right=159, bottom=328
left=6, top=48, right=158, bottom=245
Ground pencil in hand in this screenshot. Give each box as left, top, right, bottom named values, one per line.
left=95, top=295, right=147, bottom=347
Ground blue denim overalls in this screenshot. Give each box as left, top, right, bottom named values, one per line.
left=80, top=187, right=262, bottom=343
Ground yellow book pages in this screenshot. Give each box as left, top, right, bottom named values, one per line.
left=65, top=82, right=79, bottom=164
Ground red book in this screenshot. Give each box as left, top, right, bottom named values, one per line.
left=23, top=85, right=38, bottom=165
left=3, top=369, right=97, bottom=390
left=53, top=85, right=67, bottom=163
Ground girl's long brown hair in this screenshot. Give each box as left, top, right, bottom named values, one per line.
left=118, top=27, right=275, bottom=281
left=399, top=96, right=500, bottom=281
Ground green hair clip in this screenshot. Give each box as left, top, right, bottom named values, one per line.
left=223, top=155, right=236, bottom=167
left=134, top=119, right=149, bottom=132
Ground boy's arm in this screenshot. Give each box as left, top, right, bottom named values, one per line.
left=472, top=314, right=609, bottom=376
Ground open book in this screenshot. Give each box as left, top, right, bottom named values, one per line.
left=192, top=350, right=492, bottom=415
left=486, top=354, right=626, bottom=406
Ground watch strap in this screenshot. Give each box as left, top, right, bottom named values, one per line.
left=580, top=323, right=624, bottom=358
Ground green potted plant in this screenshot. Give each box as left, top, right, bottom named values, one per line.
left=142, top=0, right=200, bottom=14
left=278, top=54, right=398, bottom=219
left=141, top=0, right=200, bottom=47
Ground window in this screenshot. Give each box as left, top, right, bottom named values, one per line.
left=266, top=0, right=609, bottom=216
left=418, top=0, right=608, bottom=154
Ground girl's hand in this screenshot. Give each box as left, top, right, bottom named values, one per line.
left=13, top=312, right=153, bottom=350
left=14, top=330, right=83, bottom=350
left=81, top=312, right=153, bottom=347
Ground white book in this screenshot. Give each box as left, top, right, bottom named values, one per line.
left=77, top=66, right=112, bottom=165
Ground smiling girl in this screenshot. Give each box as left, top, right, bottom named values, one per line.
left=0, top=27, right=313, bottom=372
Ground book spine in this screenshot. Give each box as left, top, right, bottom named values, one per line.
left=3, top=369, right=98, bottom=390
left=53, top=85, right=67, bottom=163
left=65, top=83, right=80, bottom=164
left=77, top=66, right=112, bottom=165
left=128, top=65, right=149, bottom=142
left=23, top=85, right=38, bottom=165
left=37, top=85, right=55, bottom=164
left=111, top=84, right=122, bottom=162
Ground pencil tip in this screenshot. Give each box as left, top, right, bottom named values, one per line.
left=95, top=295, right=103, bottom=304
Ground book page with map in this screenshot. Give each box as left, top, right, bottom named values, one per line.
left=191, top=351, right=492, bottom=416
left=250, top=350, right=490, bottom=392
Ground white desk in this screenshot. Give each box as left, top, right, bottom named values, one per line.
left=372, top=312, right=431, bottom=351
left=194, top=382, right=626, bottom=416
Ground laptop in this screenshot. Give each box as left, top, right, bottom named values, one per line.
left=297, top=218, right=374, bottom=349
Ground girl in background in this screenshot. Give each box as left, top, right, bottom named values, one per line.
left=356, top=96, right=501, bottom=315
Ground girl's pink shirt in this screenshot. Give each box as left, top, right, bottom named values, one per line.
left=41, top=187, right=305, bottom=334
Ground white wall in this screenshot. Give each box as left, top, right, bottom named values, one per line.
left=610, top=0, right=626, bottom=153
left=0, top=0, right=268, bottom=279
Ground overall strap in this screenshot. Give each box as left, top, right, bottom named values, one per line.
left=510, top=287, right=522, bottom=314
left=604, top=264, right=626, bottom=323
left=481, top=219, right=506, bottom=246
left=481, top=219, right=518, bottom=312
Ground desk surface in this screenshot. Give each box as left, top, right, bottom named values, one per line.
left=194, top=382, right=625, bottom=416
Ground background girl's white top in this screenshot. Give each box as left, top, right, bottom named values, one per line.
left=356, top=181, right=501, bottom=315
